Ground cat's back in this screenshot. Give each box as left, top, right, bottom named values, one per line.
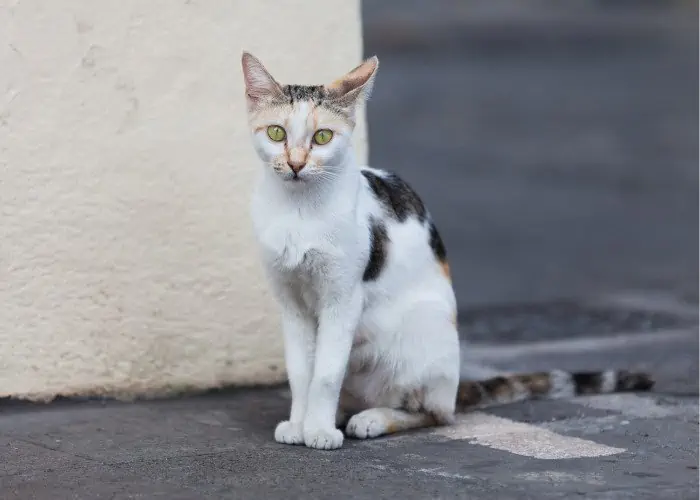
left=358, top=166, right=453, bottom=299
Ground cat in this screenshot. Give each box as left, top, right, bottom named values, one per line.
left=240, top=52, right=654, bottom=450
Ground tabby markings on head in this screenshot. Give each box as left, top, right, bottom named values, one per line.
left=282, top=85, right=326, bottom=104
left=280, top=84, right=348, bottom=117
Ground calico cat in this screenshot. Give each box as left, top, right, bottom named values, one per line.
left=240, top=52, right=654, bottom=450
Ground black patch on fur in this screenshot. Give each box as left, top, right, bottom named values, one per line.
left=428, top=221, right=447, bottom=261
left=456, top=381, right=484, bottom=408
left=572, top=372, right=603, bottom=395
left=615, top=371, right=655, bottom=392
left=363, top=217, right=389, bottom=282
left=480, top=376, right=512, bottom=398
left=361, top=170, right=426, bottom=222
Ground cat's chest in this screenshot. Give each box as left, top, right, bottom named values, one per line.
left=253, top=209, right=340, bottom=271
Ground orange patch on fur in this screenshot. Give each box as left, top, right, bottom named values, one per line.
left=493, top=381, right=515, bottom=399
left=328, top=78, right=346, bottom=91
left=325, top=57, right=378, bottom=97
left=440, top=260, right=451, bottom=281
left=385, top=421, right=399, bottom=434
left=518, top=373, right=552, bottom=396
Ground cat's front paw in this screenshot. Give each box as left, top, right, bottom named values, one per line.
left=274, top=420, right=304, bottom=445
left=303, top=425, right=344, bottom=450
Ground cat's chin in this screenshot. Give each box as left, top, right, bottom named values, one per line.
left=278, top=176, right=312, bottom=190
left=279, top=173, right=318, bottom=186
left=283, top=176, right=306, bottom=184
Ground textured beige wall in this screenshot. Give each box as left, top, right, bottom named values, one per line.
left=0, top=0, right=367, bottom=401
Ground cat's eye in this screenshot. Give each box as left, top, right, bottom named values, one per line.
left=266, top=125, right=286, bottom=142
left=312, top=129, right=333, bottom=145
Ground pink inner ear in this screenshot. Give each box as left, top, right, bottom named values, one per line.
left=327, top=57, right=378, bottom=97
left=242, top=52, right=282, bottom=101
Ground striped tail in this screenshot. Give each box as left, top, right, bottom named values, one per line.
left=456, top=370, right=654, bottom=411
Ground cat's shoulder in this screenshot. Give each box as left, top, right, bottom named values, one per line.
left=359, top=166, right=427, bottom=223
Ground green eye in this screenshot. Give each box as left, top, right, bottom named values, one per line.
left=313, top=129, right=333, bottom=145
left=266, top=125, right=286, bottom=142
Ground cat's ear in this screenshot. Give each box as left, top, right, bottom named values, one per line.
left=241, top=51, right=284, bottom=110
left=325, top=56, right=379, bottom=116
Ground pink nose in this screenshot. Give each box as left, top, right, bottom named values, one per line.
left=287, top=161, right=306, bottom=174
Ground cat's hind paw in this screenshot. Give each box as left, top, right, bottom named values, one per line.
left=274, top=420, right=304, bottom=445
left=345, top=412, right=386, bottom=439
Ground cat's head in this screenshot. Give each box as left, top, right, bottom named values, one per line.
left=241, top=52, right=378, bottom=184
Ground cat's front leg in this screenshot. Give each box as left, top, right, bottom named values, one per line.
left=273, top=295, right=316, bottom=446
left=303, top=287, right=363, bottom=450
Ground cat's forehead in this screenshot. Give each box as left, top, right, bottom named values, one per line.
left=282, top=84, right=327, bottom=104
left=280, top=84, right=347, bottom=118
left=251, top=87, right=350, bottom=128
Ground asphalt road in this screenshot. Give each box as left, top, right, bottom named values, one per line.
left=0, top=1, right=697, bottom=499
left=1, top=326, right=697, bottom=499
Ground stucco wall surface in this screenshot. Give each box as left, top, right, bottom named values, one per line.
left=0, top=0, right=367, bottom=400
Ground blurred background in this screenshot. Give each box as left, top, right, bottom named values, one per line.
left=362, top=0, right=698, bottom=343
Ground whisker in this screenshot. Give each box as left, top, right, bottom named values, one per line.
left=309, top=169, right=341, bottom=181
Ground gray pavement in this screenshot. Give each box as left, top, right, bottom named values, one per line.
left=1, top=321, right=697, bottom=499
left=1, top=1, right=698, bottom=498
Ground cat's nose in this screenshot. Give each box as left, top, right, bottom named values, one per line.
left=287, top=160, right=307, bottom=174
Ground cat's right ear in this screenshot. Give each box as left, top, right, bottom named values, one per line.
left=241, top=51, right=284, bottom=111
left=325, top=56, right=379, bottom=117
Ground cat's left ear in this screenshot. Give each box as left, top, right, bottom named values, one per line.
left=325, top=56, right=379, bottom=117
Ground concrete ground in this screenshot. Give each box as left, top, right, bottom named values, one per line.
left=1, top=308, right=697, bottom=499
left=1, top=1, right=697, bottom=498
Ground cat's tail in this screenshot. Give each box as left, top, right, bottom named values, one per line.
left=456, top=369, right=654, bottom=411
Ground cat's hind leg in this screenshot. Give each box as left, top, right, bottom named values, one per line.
left=345, top=300, right=460, bottom=439
left=344, top=376, right=458, bottom=439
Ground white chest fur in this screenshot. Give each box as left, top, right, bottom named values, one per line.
left=250, top=171, right=363, bottom=271
left=249, top=171, right=371, bottom=321
left=251, top=193, right=349, bottom=316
